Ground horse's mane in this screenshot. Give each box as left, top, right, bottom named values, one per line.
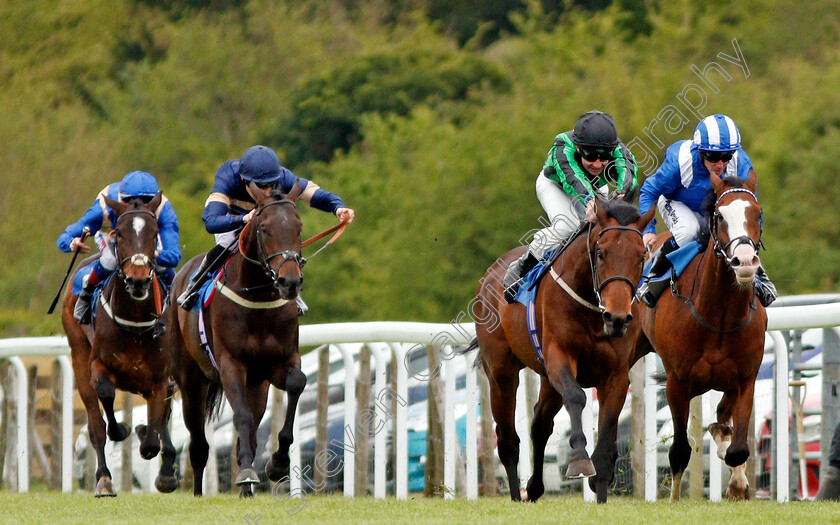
left=601, top=199, right=641, bottom=226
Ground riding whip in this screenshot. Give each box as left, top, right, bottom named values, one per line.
left=47, top=226, right=91, bottom=314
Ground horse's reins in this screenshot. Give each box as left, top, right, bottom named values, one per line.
left=549, top=222, right=644, bottom=313
left=102, top=208, right=168, bottom=336
left=670, top=187, right=761, bottom=334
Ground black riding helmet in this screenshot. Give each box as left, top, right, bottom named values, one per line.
left=571, top=111, right=620, bottom=148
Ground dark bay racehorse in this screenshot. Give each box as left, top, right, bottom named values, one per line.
left=468, top=197, right=655, bottom=503
left=168, top=182, right=306, bottom=497
left=62, top=193, right=178, bottom=497
left=634, top=171, right=767, bottom=501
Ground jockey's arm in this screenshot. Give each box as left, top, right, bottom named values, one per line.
left=56, top=199, right=105, bottom=253
left=202, top=197, right=247, bottom=234
left=155, top=202, right=181, bottom=268
left=638, top=145, right=684, bottom=235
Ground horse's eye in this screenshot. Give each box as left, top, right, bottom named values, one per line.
left=597, top=250, right=604, bottom=261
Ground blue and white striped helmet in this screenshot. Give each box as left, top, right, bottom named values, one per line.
left=693, top=114, right=741, bottom=152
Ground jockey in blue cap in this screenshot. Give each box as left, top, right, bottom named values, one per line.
left=637, top=114, right=776, bottom=307
left=176, top=145, right=355, bottom=314
left=57, top=171, right=181, bottom=324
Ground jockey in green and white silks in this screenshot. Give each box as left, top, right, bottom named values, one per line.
left=504, top=110, right=638, bottom=302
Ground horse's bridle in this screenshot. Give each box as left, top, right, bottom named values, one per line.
left=239, top=200, right=306, bottom=290
left=112, top=208, right=158, bottom=285
left=710, top=188, right=763, bottom=263
left=589, top=224, right=645, bottom=308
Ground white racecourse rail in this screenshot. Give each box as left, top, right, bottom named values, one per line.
left=1, top=301, right=840, bottom=501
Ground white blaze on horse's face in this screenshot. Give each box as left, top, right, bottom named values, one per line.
left=718, top=200, right=760, bottom=283
left=132, top=216, right=146, bottom=238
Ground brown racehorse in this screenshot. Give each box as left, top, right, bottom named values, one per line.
left=467, top=196, right=655, bottom=503
left=168, top=182, right=306, bottom=497
left=62, top=193, right=179, bottom=497
left=634, top=171, right=767, bottom=501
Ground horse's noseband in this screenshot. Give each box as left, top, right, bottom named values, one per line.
left=711, top=188, right=762, bottom=262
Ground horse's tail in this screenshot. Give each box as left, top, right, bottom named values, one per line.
left=457, top=337, right=482, bottom=370
left=652, top=372, right=667, bottom=385
left=205, top=381, right=225, bottom=421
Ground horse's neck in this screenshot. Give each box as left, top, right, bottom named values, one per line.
left=692, top=243, right=754, bottom=314
left=552, top=237, right=596, bottom=298
left=104, top=278, right=151, bottom=319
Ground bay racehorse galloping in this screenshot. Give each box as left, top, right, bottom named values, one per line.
left=169, top=182, right=306, bottom=497
left=634, top=171, right=767, bottom=501
left=468, top=196, right=655, bottom=503
left=62, top=193, right=178, bottom=497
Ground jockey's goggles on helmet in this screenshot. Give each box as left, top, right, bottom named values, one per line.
left=254, top=180, right=277, bottom=190
left=120, top=195, right=155, bottom=204
left=578, top=146, right=612, bottom=162
left=700, top=150, right=734, bottom=163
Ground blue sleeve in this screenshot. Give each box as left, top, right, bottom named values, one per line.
left=310, top=188, right=345, bottom=214
left=155, top=202, right=181, bottom=268
left=737, top=148, right=754, bottom=181
left=639, top=144, right=684, bottom=234
left=56, top=200, right=105, bottom=252
left=202, top=201, right=245, bottom=234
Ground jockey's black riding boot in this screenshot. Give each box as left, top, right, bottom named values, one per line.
left=754, top=265, right=777, bottom=307
left=73, top=277, right=97, bottom=325
left=177, top=244, right=233, bottom=310
left=638, top=237, right=679, bottom=308
left=503, top=252, right=539, bottom=304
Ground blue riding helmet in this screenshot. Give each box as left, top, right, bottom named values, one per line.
left=119, top=171, right=159, bottom=200
left=693, top=114, right=741, bottom=152
left=239, top=145, right=281, bottom=183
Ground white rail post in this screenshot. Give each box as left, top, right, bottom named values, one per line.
left=367, top=343, right=388, bottom=499
left=515, top=369, right=531, bottom=492
left=390, top=343, right=408, bottom=500
left=8, top=357, right=29, bottom=493
left=336, top=344, right=357, bottom=497
left=465, top=353, right=478, bottom=500
left=706, top=390, right=723, bottom=501
left=443, top=347, right=456, bottom=500
left=769, top=331, right=790, bottom=502
left=56, top=355, right=74, bottom=492
left=582, top=388, right=595, bottom=502
left=644, top=353, right=657, bottom=502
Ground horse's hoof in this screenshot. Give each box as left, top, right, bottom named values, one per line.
left=108, top=422, right=131, bottom=442
left=566, top=458, right=596, bottom=478
left=94, top=476, right=117, bottom=497
left=725, top=484, right=751, bottom=500
left=235, top=468, right=260, bottom=486
left=155, top=474, right=180, bottom=493
left=265, top=455, right=290, bottom=482
left=140, top=443, right=161, bottom=460
left=526, top=478, right=544, bottom=502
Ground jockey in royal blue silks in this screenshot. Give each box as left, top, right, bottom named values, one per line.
left=57, top=171, right=181, bottom=324
left=636, top=114, right=776, bottom=307
left=176, top=145, right=355, bottom=314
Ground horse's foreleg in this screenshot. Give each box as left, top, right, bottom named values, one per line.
left=526, top=377, right=563, bottom=503
left=90, top=360, right=130, bottom=443
left=266, top=367, right=306, bottom=483
left=589, top=371, right=630, bottom=504
left=546, top=360, right=594, bottom=480
left=154, top=383, right=180, bottom=493
left=665, top=376, right=691, bottom=502
left=217, top=355, right=259, bottom=496
left=723, top=382, right=756, bottom=500
left=140, top=383, right=168, bottom=460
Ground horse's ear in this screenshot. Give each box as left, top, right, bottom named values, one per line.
left=104, top=196, right=126, bottom=217
left=249, top=181, right=267, bottom=206
left=638, top=205, right=657, bottom=232
left=710, top=171, right=724, bottom=194
left=745, top=168, right=758, bottom=192
left=621, top=187, right=638, bottom=203
left=145, top=192, right=162, bottom=211
left=286, top=181, right=303, bottom=203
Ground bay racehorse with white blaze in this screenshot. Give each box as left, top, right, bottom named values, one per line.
left=466, top=195, right=655, bottom=503
left=62, top=193, right=179, bottom=497
left=168, top=182, right=307, bottom=497
left=634, top=171, right=767, bottom=501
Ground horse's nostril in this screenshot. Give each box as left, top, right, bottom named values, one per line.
left=602, top=311, right=613, bottom=323
left=625, top=313, right=633, bottom=324
left=731, top=257, right=741, bottom=267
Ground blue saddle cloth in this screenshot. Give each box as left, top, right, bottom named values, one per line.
left=639, top=240, right=702, bottom=286
left=512, top=250, right=557, bottom=369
